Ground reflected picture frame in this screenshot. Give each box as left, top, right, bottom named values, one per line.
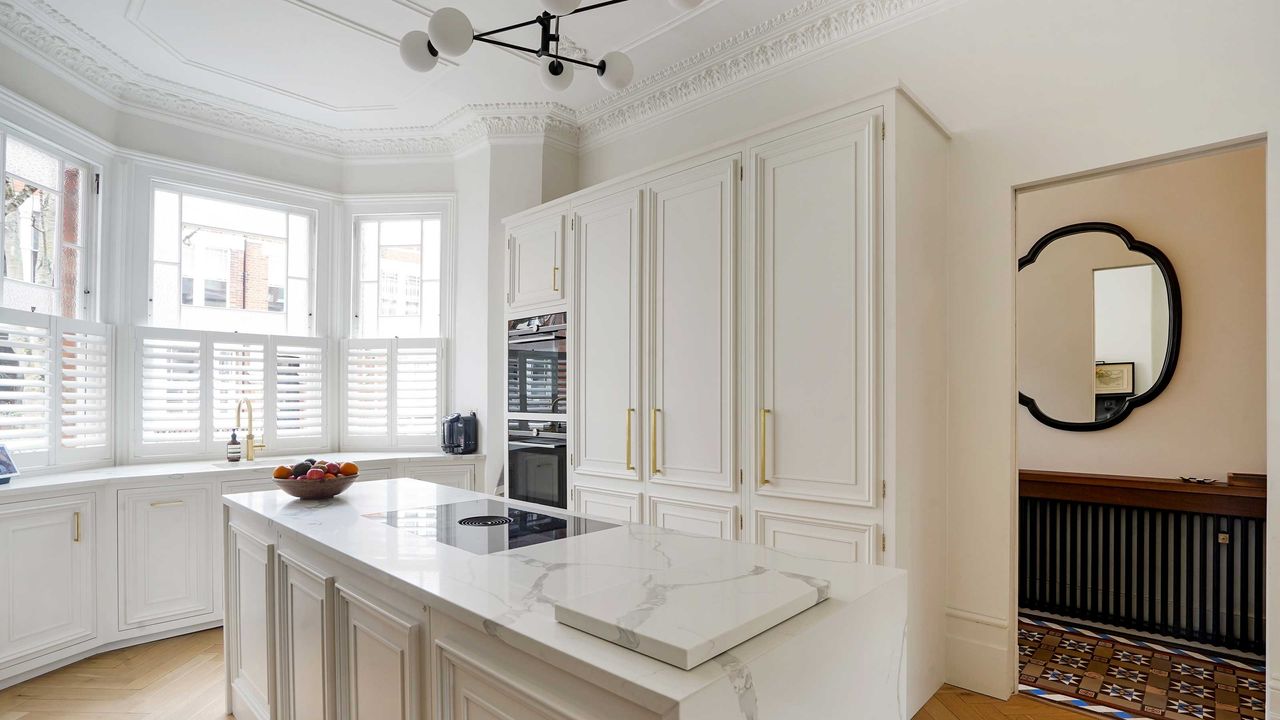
left=0, top=444, right=17, bottom=485
left=1094, top=362, right=1135, bottom=395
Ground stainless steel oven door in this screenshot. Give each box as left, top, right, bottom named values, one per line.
left=507, top=440, right=567, bottom=509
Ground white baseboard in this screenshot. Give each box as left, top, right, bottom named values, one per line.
left=944, top=609, right=1014, bottom=699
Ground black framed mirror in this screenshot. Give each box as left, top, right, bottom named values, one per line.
left=1017, top=221, right=1182, bottom=431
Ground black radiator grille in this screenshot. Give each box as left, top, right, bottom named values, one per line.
left=1019, top=497, right=1265, bottom=654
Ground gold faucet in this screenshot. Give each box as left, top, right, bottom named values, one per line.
left=234, top=399, right=267, bottom=461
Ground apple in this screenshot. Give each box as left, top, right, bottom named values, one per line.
left=305, top=468, right=326, bottom=480
left=325, top=462, right=341, bottom=474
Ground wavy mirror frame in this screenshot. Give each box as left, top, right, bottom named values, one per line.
left=1018, top=221, right=1182, bottom=431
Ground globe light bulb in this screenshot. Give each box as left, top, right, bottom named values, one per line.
left=539, top=0, right=582, bottom=15
left=597, top=51, right=634, bottom=91
left=540, top=58, right=574, bottom=92
left=399, top=31, right=438, bottom=72
left=428, top=7, right=473, bottom=58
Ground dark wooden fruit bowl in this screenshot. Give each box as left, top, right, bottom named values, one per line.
left=272, top=474, right=357, bottom=500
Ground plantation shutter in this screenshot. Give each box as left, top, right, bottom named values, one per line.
left=211, top=337, right=266, bottom=441
left=343, top=340, right=390, bottom=441
left=0, top=310, right=54, bottom=464
left=57, top=318, right=112, bottom=462
left=136, top=330, right=203, bottom=453
left=272, top=339, right=326, bottom=448
left=395, top=340, right=441, bottom=440
left=342, top=338, right=445, bottom=449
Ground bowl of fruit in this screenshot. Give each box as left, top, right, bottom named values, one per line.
left=271, top=459, right=360, bottom=500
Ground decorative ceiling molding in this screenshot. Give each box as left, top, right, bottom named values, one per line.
left=0, top=0, right=575, bottom=157
left=0, top=0, right=946, bottom=158
left=576, top=0, right=945, bottom=149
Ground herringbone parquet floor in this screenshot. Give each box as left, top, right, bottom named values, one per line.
left=0, top=629, right=1088, bottom=719
left=0, top=629, right=230, bottom=719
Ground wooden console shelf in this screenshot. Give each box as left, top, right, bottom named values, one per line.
left=1019, top=469, right=1266, bottom=518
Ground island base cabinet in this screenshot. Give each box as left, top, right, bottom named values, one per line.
left=336, top=585, right=424, bottom=720
left=431, top=613, right=658, bottom=720
left=0, top=494, right=95, bottom=670
left=226, top=523, right=276, bottom=720
left=276, top=553, right=335, bottom=720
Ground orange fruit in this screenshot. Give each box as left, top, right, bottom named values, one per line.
left=339, top=462, right=359, bottom=476
left=273, top=465, right=291, bottom=479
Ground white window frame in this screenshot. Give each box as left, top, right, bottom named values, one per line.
left=146, top=180, right=319, bottom=337
left=349, top=205, right=454, bottom=341
left=126, top=326, right=334, bottom=461
left=0, top=125, right=100, bottom=321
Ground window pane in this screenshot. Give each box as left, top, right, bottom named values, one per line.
left=4, top=137, right=58, bottom=188
left=59, top=244, right=79, bottom=319
left=152, top=190, right=181, bottom=264
left=61, top=167, right=81, bottom=246
left=182, top=193, right=287, bottom=237
left=288, top=214, right=310, bottom=277
left=379, top=219, right=420, bottom=246
left=423, top=217, right=441, bottom=281
left=245, top=234, right=287, bottom=312
left=4, top=176, right=57, bottom=287
left=422, top=279, right=440, bottom=337
left=378, top=243, right=421, bottom=317
left=151, top=262, right=180, bottom=326
left=287, top=277, right=310, bottom=334
left=359, top=222, right=378, bottom=282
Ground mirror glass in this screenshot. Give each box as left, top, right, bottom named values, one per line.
left=1018, top=230, right=1172, bottom=425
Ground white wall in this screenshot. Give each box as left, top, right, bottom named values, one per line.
left=577, top=0, right=1280, bottom=703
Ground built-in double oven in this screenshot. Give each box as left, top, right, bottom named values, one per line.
left=507, top=312, right=568, bottom=508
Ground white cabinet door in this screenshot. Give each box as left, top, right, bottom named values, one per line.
left=573, top=486, right=642, bottom=523
left=441, top=648, right=562, bottom=720
left=0, top=494, right=95, bottom=668
left=755, top=510, right=876, bottom=564
left=119, top=485, right=213, bottom=629
left=227, top=524, right=276, bottom=720
left=646, top=158, right=738, bottom=492
left=335, top=585, right=421, bottom=720
left=751, top=114, right=878, bottom=507
left=277, top=553, right=334, bottom=720
left=572, top=190, right=643, bottom=486
left=508, top=214, right=565, bottom=311
left=401, top=462, right=475, bottom=490
left=648, top=496, right=737, bottom=540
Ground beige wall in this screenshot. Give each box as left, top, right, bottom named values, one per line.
left=1016, top=146, right=1266, bottom=480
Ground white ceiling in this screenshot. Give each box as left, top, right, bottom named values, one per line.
left=17, top=1, right=782, bottom=126
left=1, top=0, right=946, bottom=155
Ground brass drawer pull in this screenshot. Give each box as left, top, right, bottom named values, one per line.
left=552, top=266, right=560, bottom=292
left=625, top=408, right=635, bottom=471
left=150, top=500, right=185, bottom=508
left=759, top=409, right=771, bottom=487
left=73, top=511, right=81, bottom=543
left=650, top=408, right=661, bottom=475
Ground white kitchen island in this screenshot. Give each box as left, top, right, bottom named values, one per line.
left=222, top=479, right=908, bottom=720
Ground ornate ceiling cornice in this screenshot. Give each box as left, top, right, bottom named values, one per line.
left=0, top=0, right=944, bottom=159
left=575, top=0, right=943, bottom=149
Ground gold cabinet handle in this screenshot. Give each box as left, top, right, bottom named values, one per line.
left=150, top=500, right=185, bottom=508
left=73, top=511, right=81, bottom=543
left=759, top=409, right=771, bottom=487
left=552, top=266, right=560, bottom=292
left=650, top=408, right=661, bottom=475
left=625, top=408, right=635, bottom=471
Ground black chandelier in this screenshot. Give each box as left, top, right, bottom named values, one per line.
left=399, top=0, right=705, bottom=92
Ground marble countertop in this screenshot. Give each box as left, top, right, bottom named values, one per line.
left=223, top=479, right=906, bottom=714
left=0, top=451, right=482, bottom=498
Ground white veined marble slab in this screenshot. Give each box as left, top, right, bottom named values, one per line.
left=554, top=556, right=830, bottom=670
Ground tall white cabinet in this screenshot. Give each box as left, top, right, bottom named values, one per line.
left=505, top=88, right=950, bottom=712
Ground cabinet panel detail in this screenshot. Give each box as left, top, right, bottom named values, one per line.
left=573, top=485, right=642, bottom=524
left=648, top=496, right=736, bottom=540
left=335, top=585, right=422, bottom=720
left=755, top=510, right=875, bottom=564
left=276, top=553, right=334, bottom=720
left=226, top=524, right=276, bottom=720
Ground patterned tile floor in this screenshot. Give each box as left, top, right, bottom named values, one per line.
left=1018, top=616, right=1266, bottom=719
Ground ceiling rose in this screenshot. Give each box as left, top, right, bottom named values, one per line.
left=399, top=0, right=704, bottom=92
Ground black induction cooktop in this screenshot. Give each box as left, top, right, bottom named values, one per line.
left=364, top=499, right=617, bottom=555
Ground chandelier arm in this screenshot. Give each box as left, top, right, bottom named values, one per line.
left=544, top=52, right=603, bottom=70
left=473, top=36, right=543, bottom=56
left=474, top=17, right=541, bottom=40
left=566, top=0, right=636, bottom=18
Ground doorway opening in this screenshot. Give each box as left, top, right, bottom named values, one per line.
left=1013, top=140, right=1268, bottom=719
